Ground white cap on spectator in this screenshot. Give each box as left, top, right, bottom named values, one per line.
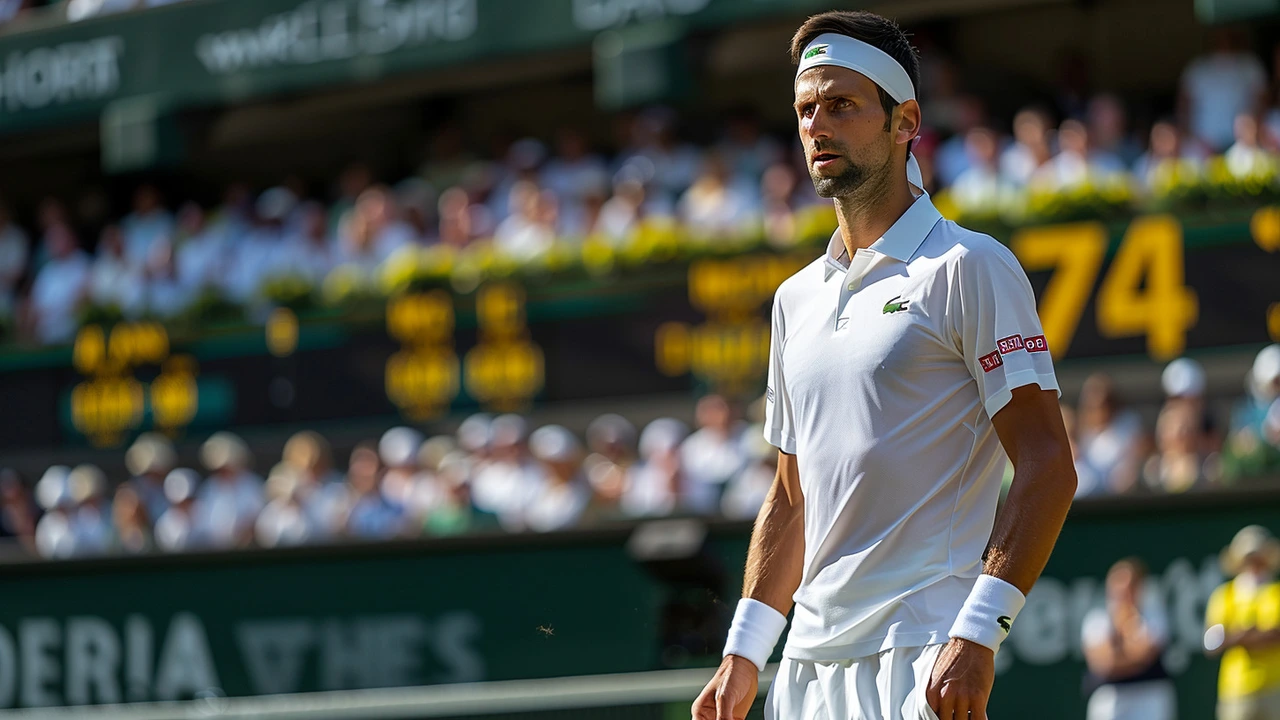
left=457, top=413, right=494, bottom=453
left=586, top=414, right=637, bottom=454
left=418, top=435, right=457, bottom=472
left=490, top=414, right=529, bottom=448
left=639, top=418, right=689, bottom=459
left=437, top=450, right=473, bottom=487
left=266, top=463, right=301, bottom=501
left=200, top=432, right=252, bottom=472
left=379, top=427, right=424, bottom=468
left=1162, top=357, right=1206, bottom=398
left=125, top=432, right=177, bottom=476
left=164, top=469, right=200, bottom=504
left=67, top=464, right=106, bottom=504
left=1251, top=344, right=1280, bottom=400
left=35, top=466, right=71, bottom=511
left=530, top=425, right=582, bottom=463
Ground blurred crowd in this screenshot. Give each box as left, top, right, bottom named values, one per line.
left=1066, top=346, right=1280, bottom=498
left=1, top=344, right=1277, bottom=559
left=2, top=29, right=1280, bottom=344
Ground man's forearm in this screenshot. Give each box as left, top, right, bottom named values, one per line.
left=982, top=443, right=1076, bottom=594
left=741, top=452, right=805, bottom=615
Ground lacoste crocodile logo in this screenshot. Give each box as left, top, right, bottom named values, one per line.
left=882, top=296, right=909, bottom=314
left=804, top=44, right=829, bottom=60
left=997, top=616, right=1012, bottom=633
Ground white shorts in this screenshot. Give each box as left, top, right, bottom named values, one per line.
left=765, top=644, right=944, bottom=720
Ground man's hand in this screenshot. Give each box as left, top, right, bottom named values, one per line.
left=691, top=655, right=758, bottom=720
left=926, top=638, right=994, bottom=720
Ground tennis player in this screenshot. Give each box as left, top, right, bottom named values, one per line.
left=691, top=10, right=1077, bottom=720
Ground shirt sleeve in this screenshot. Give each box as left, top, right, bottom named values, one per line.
left=1257, top=584, right=1280, bottom=631
left=1206, top=585, right=1228, bottom=628
left=763, top=292, right=797, bottom=454
left=952, top=239, right=1060, bottom=419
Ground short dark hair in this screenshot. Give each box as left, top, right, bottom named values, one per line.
left=789, top=11, right=920, bottom=123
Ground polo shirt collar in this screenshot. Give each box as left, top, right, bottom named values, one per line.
left=821, top=193, right=944, bottom=280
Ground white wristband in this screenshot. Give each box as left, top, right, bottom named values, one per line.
left=723, top=598, right=787, bottom=670
left=948, top=574, right=1026, bottom=653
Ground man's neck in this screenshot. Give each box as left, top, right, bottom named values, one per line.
left=832, top=175, right=917, bottom=258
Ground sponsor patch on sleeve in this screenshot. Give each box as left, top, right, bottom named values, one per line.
left=979, top=350, right=1004, bottom=373
left=997, top=334, right=1025, bottom=354
left=766, top=386, right=775, bottom=403
left=1025, top=335, right=1049, bottom=353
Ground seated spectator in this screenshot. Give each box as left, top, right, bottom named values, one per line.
left=0, top=200, right=29, bottom=315
left=27, top=224, right=90, bottom=344
left=1204, top=525, right=1280, bottom=719
left=437, top=187, right=482, bottom=249
left=541, top=129, right=609, bottom=237
left=617, top=109, right=700, bottom=207
left=621, top=418, right=688, bottom=518
left=1225, top=113, right=1273, bottom=179
left=933, top=95, right=987, bottom=187
left=403, top=435, right=460, bottom=529
left=424, top=451, right=482, bottom=536
left=0, top=469, right=39, bottom=553
left=154, top=469, right=201, bottom=552
left=65, top=464, right=112, bottom=557
left=494, top=182, right=557, bottom=260
left=173, top=202, right=228, bottom=292
left=395, top=178, right=438, bottom=245
left=471, top=414, right=543, bottom=531
left=1180, top=27, right=1267, bottom=153
left=1133, top=120, right=1206, bottom=189
left=357, top=185, right=416, bottom=261
left=256, top=465, right=315, bottom=548
left=34, top=466, right=74, bottom=558
left=226, top=188, right=295, bottom=302
left=1142, top=401, right=1216, bottom=493
left=1031, top=119, right=1125, bottom=190
left=594, top=177, right=648, bottom=244
left=525, top=425, right=591, bottom=533
left=1087, top=94, right=1142, bottom=169
left=1000, top=107, right=1055, bottom=187
left=1081, top=558, right=1175, bottom=720
left=721, top=428, right=776, bottom=521
left=378, top=426, right=423, bottom=512
left=1162, top=357, right=1220, bottom=453
left=680, top=395, right=746, bottom=513
left=678, top=154, right=758, bottom=240
left=583, top=413, right=637, bottom=508
left=142, top=242, right=196, bottom=318
left=717, top=109, right=783, bottom=186
left=949, top=127, right=1013, bottom=214
left=760, top=162, right=807, bottom=248
left=342, top=441, right=404, bottom=539
left=1076, top=373, right=1144, bottom=494
left=276, top=201, right=337, bottom=284
left=1061, top=404, right=1103, bottom=498
left=110, top=485, right=153, bottom=555
left=88, top=224, right=144, bottom=315
left=125, top=432, right=176, bottom=525
left=280, top=430, right=347, bottom=538
left=120, top=184, right=173, bottom=274
left=193, top=432, right=265, bottom=548
left=1224, top=344, right=1280, bottom=479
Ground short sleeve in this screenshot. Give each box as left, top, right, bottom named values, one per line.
left=952, top=241, right=1060, bottom=419
left=1206, top=584, right=1228, bottom=628
left=763, top=293, right=797, bottom=454
left=1257, top=584, right=1280, bottom=631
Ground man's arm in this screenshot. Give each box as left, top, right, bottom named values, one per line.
left=692, top=450, right=803, bottom=720
left=927, top=385, right=1077, bottom=720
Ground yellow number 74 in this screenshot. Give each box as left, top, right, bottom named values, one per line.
left=1012, top=215, right=1198, bottom=360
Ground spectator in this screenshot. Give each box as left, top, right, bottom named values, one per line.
left=1000, top=107, right=1055, bottom=187
left=173, top=202, right=227, bottom=293
left=622, top=418, right=687, bottom=518
left=65, top=464, right=112, bottom=557
left=1225, top=113, right=1273, bottom=179
left=395, top=178, right=438, bottom=244
left=120, top=184, right=173, bottom=274
left=583, top=413, right=636, bottom=507
left=329, top=163, right=374, bottom=236
left=494, top=181, right=556, bottom=260
left=618, top=109, right=700, bottom=205
left=26, top=223, right=90, bottom=344
left=1205, top=525, right=1280, bottom=719
left=342, top=441, right=404, bottom=539
left=255, top=465, right=314, bottom=548
left=404, top=435, right=460, bottom=528
left=437, top=187, right=480, bottom=249
left=34, top=466, right=74, bottom=558
left=1133, top=120, right=1204, bottom=189
left=280, top=430, right=347, bottom=538
left=1087, top=94, right=1142, bottom=169
left=717, top=109, right=783, bottom=185
left=933, top=95, right=987, bottom=186
left=680, top=395, right=746, bottom=513
left=1225, top=345, right=1280, bottom=479
left=1062, top=404, right=1103, bottom=498
left=378, top=426, right=423, bottom=512
left=1031, top=119, right=1124, bottom=190
left=525, top=425, right=591, bottom=532
left=1162, top=357, right=1219, bottom=454
left=721, top=428, right=776, bottom=521
left=110, top=485, right=154, bottom=555
left=1081, top=558, right=1176, bottom=720
left=419, top=127, right=476, bottom=199
left=0, top=469, right=39, bottom=552
left=226, top=188, right=296, bottom=302
left=949, top=127, right=1012, bottom=214
left=88, top=224, right=144, bottom=315
left=541, top=129, right=609, bottom=236
left=1180, top=26, right=1267, bottom=152
left=678, top=154, right=757, bottom=240
left=594, top=177, right=648, bottom=244
left=488, top=138, right=547, bottom=221
left=154, top=468, right=200, bottom=552
left=278, top=201, right=338, bottom=284
left=1142, top=401, right=1214, bottom=493
left=0, top=200, right=29, bottom=315
left=471, top=414, right=543, bottom=531
left=192, top=432, right=265, bottom=548
left=1076, top=373, right=1144, bottom=494
left=124, top=432, right=176, bottom=524
left=760, top=162, right=803, bottom=247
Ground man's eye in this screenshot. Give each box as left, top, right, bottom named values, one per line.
left=800, top=105, right=815, bottom=118
left=832, top=99, right=852, bottom=111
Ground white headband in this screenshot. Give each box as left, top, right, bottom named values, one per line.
left=796, top=33, right=924, bottom=190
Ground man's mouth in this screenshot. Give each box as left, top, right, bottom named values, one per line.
left=812, top=152, right=842, bottom=168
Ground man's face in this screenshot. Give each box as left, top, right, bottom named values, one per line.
left=794, top=66, right=896, bottom=198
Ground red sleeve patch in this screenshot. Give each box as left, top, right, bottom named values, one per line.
left=1025, top=335, right=1049, bottom=353
left=997, top=334, right=1025, bottom=354
left=979, top=350, right=1004, bottom=373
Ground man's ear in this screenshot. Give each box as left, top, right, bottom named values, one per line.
left=895, top=99, right=922, bottom=147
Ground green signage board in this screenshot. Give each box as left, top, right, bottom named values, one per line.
left=0, top=491, right=1274, bottom=716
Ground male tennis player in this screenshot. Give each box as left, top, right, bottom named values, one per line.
left=691, top=10, right=1077, bottom=720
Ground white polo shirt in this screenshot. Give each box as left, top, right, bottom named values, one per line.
left=764, top=193, right=1057, bottom=661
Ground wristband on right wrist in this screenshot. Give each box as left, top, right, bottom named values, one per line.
left=722, top=598, right=787, bottom=671
left=948, top=574, right=1026, bottom=654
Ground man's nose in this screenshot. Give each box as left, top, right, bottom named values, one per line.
left=803, top=108, right=833, bottom=141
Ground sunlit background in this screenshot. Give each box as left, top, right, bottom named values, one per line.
left=0, top=0, right=1279, bottom=718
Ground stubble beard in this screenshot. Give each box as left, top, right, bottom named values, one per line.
left=808, top=147, right=894, bottom=202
